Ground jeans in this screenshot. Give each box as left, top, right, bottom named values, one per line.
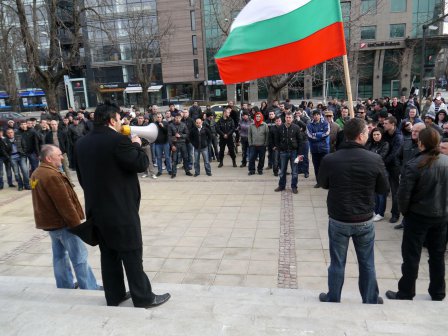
left=278, top=150, right=298, bottom=189
left=248, top=146, right=266, bottom=173
left=0, top=157, right=13, bottom=187
left=142, top=145, right=156, bottom=175
left=27, top=152, right=39, bottom=176
left=297, top=141, right=310, bottom=175
left=187, top=143, right=194, bottom=170
left=154, top=142, right=172, bottom=174
left=240, top=137, right=249, bottom=164
left=327, top=218, right=380, bottom=304
left=48, top=228, right=99, bottom=290
left=208, top=134, right=219, bottom=160
left=194, top=147, right=211, bottom=175
left=397, top=213, right=447, bottom=300
left=172, top=142, right=190, bottom=175
left=374, top=193, right=388, bottom=217
left=272, top=149, right=279, bottom=174
left=10, top=156, right=30, bottom=188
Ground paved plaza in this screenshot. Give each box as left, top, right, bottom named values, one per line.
left=0, top=161, right=447, bottom=335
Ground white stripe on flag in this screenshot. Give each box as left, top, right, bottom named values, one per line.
left=230, top=0, right=312, bottom=32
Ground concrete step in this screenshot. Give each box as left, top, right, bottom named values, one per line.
left=0, top=276, right=447, bottom=336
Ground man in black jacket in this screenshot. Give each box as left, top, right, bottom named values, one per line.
left=17, top=120, right=40, bottom=175
left=274, top=113, right=302, bottom=194
left=169, top=114, right=192, bottom=178
left=75, top=101, right=170, bottom=308
left=189, top=118, right=212, bottom=176
left=216, top=106, right=237, bottom=167
left=0, top=129, right=14, bottom=189
left=45, top=120, right=71, bottom=182
left=318, top=118, right=389, bottom=304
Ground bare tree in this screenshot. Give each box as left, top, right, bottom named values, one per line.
left=0, top=1, right=21, bottom=110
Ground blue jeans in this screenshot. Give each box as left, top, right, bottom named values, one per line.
left=27, top=152, right=39, bottom=176
left=48, top=228, right=99, bottom=289
left=172, top=142, right=189, bottom=175
left=10, top=156, right=30, bottom=188
left=154, top=143, right=172, bottom=174
left=194, top=147, right=211, bottom=175
left=248, top=146, right=266, bottom=173
left=278, top=150, right=298, bottom=189
left=374, top=193, right=387, bottom=217
left=0, top=157, right=13, bottom=187
left=327, top=218, right=380, bottom=304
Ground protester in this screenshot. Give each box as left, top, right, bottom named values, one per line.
left=274, top=112, right=302, bottom=194
left=169, top=114, right=192, bottom=178
left=238, top=111, right=251, bottom=168
left=45, top=120, right=72, bottom=182
left=386, top=128, right=448, bottom=301
left=4, top=128, right=30, bottom=191
left=204, top=111, right=219, bottom=161
left=248, top=112, right=269, bottom=175
left=318, top=118, right=389, bottom=304
left=153, top=113, right=172, bottom=176
left=75, top=101, right=170, bottom=308
left=307, top=110, right=330, bottom=188
left=31, top=144, right=100, bottom=290
left=189, top=118, right=212, bottom=177
left=217, top=106, right=237, bottom=168
left=0, top=129, right=14, bottom=189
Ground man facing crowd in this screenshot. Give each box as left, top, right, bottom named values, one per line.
left=75, top=101, right=170, bottom=308
left=318, top=118, right=389, bottom=304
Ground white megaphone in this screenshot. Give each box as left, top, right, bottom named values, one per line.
left=121, top=124, right=158, bottom=144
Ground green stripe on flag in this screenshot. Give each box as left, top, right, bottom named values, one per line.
left=216, top=0, right=343, bottom=59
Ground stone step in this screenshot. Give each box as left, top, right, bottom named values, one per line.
left=0, top=276, right=446, bottom=336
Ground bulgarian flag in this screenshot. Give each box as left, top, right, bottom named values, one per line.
left=215, top=0, right=347, bottom=84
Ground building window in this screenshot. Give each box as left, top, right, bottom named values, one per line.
left=361, top=26, right=376, bottom=40
left=192, top=35, right=198, bottom=55
left=390, top=23, right=406, bottom=38
left=190, top=10, right=196, bottom=31
left=193, top=59, right=199, bottom=78
left=360, top=0, right=376, bottom=15
left=190, top=0, right=195, bottom=6
left=390, top=0, right=406, bottom=12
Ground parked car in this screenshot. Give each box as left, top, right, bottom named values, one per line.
left=209, top=104, right=240, bottom=121
left=0, top=111, right=27, bottom=129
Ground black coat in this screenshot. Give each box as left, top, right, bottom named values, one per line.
left=318, top=141, right=390, bottom=222
left=45, top=129, right=68, bottom=154
left=75, top=126, right=149, bottom=251
left=189, top=126, right=211, bottom=149
left=398, top=152, right=448, bottom=218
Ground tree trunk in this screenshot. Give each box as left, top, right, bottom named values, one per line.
left=141, top=83, right=149, bottom=109
left=43, top=82, right=59, bottom=110
left=267, top=86, right=281, bottom=104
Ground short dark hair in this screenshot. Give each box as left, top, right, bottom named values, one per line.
left=94, top=100, right=120, bottom=127
left=344, top=118, right=367, bottom=141
left=385, top=116, right=397, bottom=126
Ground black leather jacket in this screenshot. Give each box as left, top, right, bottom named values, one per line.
left=216, top=117, right=235, bottom=138
left=398, top=152, right=448, bottom=218
left=277, top=123, right=302, bottom=152
left=318, top=142, right=390, bottom=222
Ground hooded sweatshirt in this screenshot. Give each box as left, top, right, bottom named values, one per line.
left=248, top=113, right=269, bottom=146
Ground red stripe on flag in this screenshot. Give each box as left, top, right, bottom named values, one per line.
left=216, top=22, right=346, bottom=84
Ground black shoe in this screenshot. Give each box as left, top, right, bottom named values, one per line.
left=240, top=163, right=246, bottom=168
left=266, top=165, right=272, bottom=170
left=389, top=216, right=399, bottom=224
left=194, top=173, right=199, bottom=177
left=24, top=186, right=31, bottom=190
left=314, top=183, right=320, bottom=188
left=171, top=174, right=176, bottom=179
left=0, top=186, right=3, bottom=190
left=206, top=172, right=212, bottom=176
left=304, top=173, right=309, bottom=178
left=274, top=187, right=284, bottom=192
left=292, top=188, right=298, bottom=194
left=9, top=184, right=16, bottom=188
left=286, top=172, right=290, bottom=175
left=394, top=223, right=404, bottom=230
left=273, top=172, right=278, bottom=177
left=18, top=187, right=23, bottom=191
left=232, top=161, right=237, bottom=167
left=185, top=171, right=193, bottom=176
left=319, top=292, right=328, bottom=302
left=218, top=162, right=223, bottom=168
left=257, top=171, right=263, bottom=175
left=156, top=172, right=162, bottom=177
left=385, top=290, right=399, bottom=300
left=143, top=293, right=171, bottom=308
left=73, top=282, right=79, bottom=289
left=118, top=291, right=132, bottom=305
left=248, top=172, right=255, bottom=176
left=377, top=296, right=384, bottom=304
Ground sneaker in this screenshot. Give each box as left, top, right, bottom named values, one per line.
left=248, top=172, right=255, bottom=176
left=257, top=171, right=263, bottom=175
left=141, top=174, right=148, bottom=178
left=273, top=172, right=278, bottom=177
left=373, top=214, right=384, bottom=222
left=151, top=174, right=157, bottom=179
left=377, top=296, right=384, bottom=304
left=385, top=290, right=399, bottom=300
left=185, top=171, right=193, bottom=176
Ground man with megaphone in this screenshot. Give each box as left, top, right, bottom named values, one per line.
left=75, top=101, right=170, bottom=308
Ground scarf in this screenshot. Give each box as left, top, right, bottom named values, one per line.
left=254, top=112, right=264, bottom=128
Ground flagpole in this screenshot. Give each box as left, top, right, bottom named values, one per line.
left=342, top=54, right=355, bottom=118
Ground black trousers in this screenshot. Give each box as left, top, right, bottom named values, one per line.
left=397, top=214, right=447, bottom=300
left=311, top=152, right=327, bottom=179
left=219, top=137, right=236, bottom=161
left=387, top=166, right=401, bottom=218
left=99, top=243, right=154, bottom=307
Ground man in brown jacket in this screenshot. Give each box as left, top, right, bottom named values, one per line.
left=30, top=144, right=100, bottom=290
